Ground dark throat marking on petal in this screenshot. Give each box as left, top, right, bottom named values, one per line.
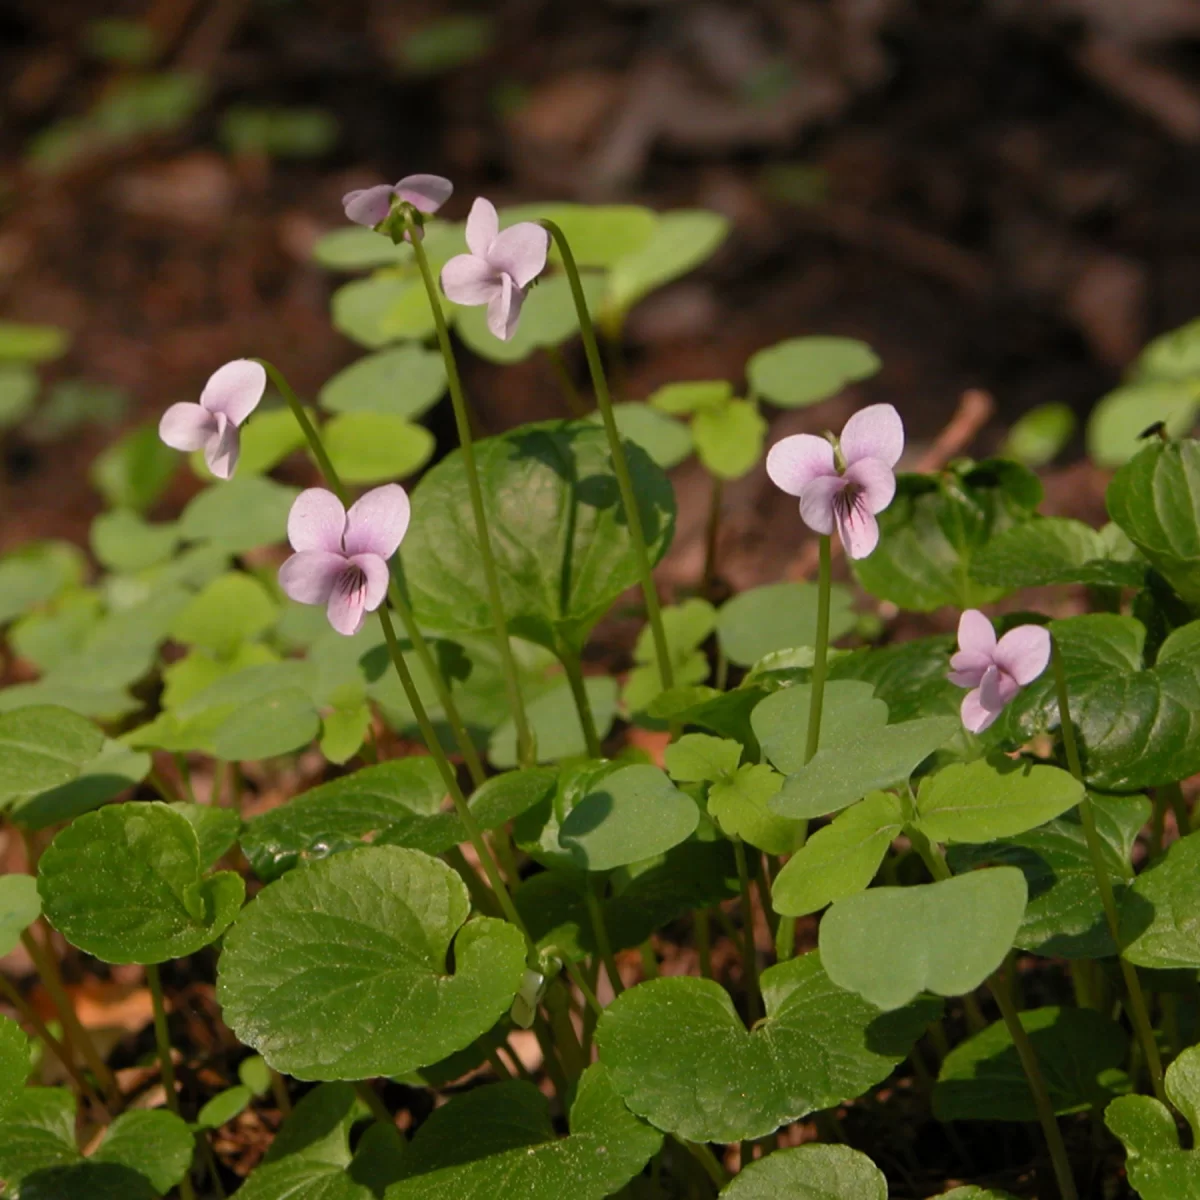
left=832, top=481, right=869, bottom=525
left=337, top=564, right=367, bottom=605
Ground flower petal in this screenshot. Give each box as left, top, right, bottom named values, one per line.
left=765, top=434, right=836, bottom=496
left=834, top=500, right=880, bottom=559
left=961, top=688, right=1000, bottom=734
left=465, top=196, right=499, bottom=257
left=394, top=174, right=453, bottom=214
left=159, top=402, right=216, bottom=452
left=487, top=274, right=524, bottom=341
left=956, top=609, right=997, bottom=658
left=843, top=456, right=896, bottom=514
left=797, top=475, right=843, bottom=535
left=441, top=254, right=499, bottom=306
left=343, top=185, right=395, bottom=228
left=348, top=553, right=390, bottom=613
left=203, top=413, right=240, bottom=479
left=278, top=550, right=346, bottom=605
left=994, top=624, right=1051, bottom=686
left=326, top=567, right=369, bottom=636
left=287, top=488, right=347, bottom=554
left=948, top=651, right=990, bottom=689
left=488, top=222, right=549, bottom=288
left=200, top=359, right=266, bottom=427
left=978, top=664, right=1019, bottom=713
left=344, top=483, right=411, bottom=559
left=840, top=403, right=904, bottom=468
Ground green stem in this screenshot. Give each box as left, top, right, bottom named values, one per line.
left=702, top=477, right=723, bottom=597
left=376, top=605, right=532, bottom=948
left=354, top=1081, right=393, bottom=1126
left=445, top=845, right=501, bottom=917
left=146, top=965, right=180, bottom=1113
left=804, top=536, right=833, bottom=764
left=400, top=218, right=536, bottom=767
left=269, top=1069, right=292, bottom=1116
left=559, top=645, right=602, bottom=758
left=774, top=916, right=796, bottom=963
left=259, top=358, right=486, bottom=786
left=675, top=1136, right=730, bottom=1189
left=1164, top=781, right=1190, bottom=841
left=695, top=909, right=713, bottom=980
left=543, top=345, right=588, bottom=417
left=542, top=219, right=673, bottom=693
left=562, top=955, right=604, bottom=1017
left=1051, top=637, right=1166, bottom=1105
left=733, top=839, right=761, bottom=1022
left=585, top=881, right=624, bottom=995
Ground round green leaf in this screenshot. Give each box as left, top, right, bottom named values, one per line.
left=589, top=402, right=693, bottom=470
left=1087, top=381, right=1198, bottom=468
left=1122, top=830, right=1200, bottom=969
left=692, top=400, right=766, bottom=481
left=934, top=1006, right=1130, bottom=1121
left=313, top=226, right=410, bottom=271
left=319, top=346, right=446, bottom=420
left=818, top=868, right=1028, bottom=1011
left=720, top=1145, right=887, bottom=1199
left=180, top=476, right=299, bottom=554
left=90, top=424, right=178, bottom=514
left=219, top=408, right=307, bottom=477
left=169, top=801, right=242, bottom=869
left=0, top=542, right=86, bottom=626
left=91, top=1109, right=195, bottom=1195
left=718, top=582, right=855, bottom=670
left=1001, top=402, right=1075, bottom=468
left=332, top=275, right=446, bottom=349
left=751, top=680, right=887, bottom=775
left=217, top=845, right=526, bottom=1079
left=169, top=572, right=277, bottom=655
left=38, top=801, right=245, bottom=963
left=504, top=202, right=657, bottom=268
left=0, top=706, right=104, bottom=808
left=322, top=412, right=436, bottom=483
left=649, top=380, right=732, bottom=415
left=239, top=1055, right=272, bottom=1096
left=0, top=1016, right=29, bottom=1116
left=488, top=676, right=618, bottom=768
left=197, top=1085, right=252, bottom=1129
left=747, top=337, right=880, bottom=409
left=10, top=737, right=151, bottom=831
left=91, top=510, right=180, bottom=573
left=211, top=687, right=322, bottom=761
left=709, top=764, right=804, bottom=855
left=0, top=365, right=38, bottom=429
left=596, top=951, right=937, bottom=1142
left=400, top=420, right=675, bottom=653
left=0, top=874, right=41, bottom=956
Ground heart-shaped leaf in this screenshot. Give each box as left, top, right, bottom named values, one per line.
left=179, top=476, right=299, bottom=554
left=934, top=1006, right=1130, bottom=1120
left=0, top=541, right=85, bottom=627
left=1108, top=439, right=1200, bottom=607
left=692, top=400, right=766, bottom=481
left=384, top=1064, right=660, bottom=1200
left=1088, top=380, right=1199, bottom=468
left=709, top=764, right=804, bottom=855
left=319, top=345, right=446, bottom=421
left=751, top=681, right=886, bottom=775
left=719, top=1144, right=887, bottom=1198
left=1001, top=402, right=1075, bottom=468
left=771, top=791, right=904, bottom=917
left=827, top=635, right=962, bottom=724
left=0, top=1017, right=29, bottom=1117
left=1121, top=829, right=1200, bottom=969
left=950, top=792, right=1149, bottom=959
left=170, top=802, right=241, bottom=870
left=0, top=874, right=41, bottom=956
left=169, top=572, right=277, bottom=656
left=38, top=801, right=244, bottom=964
left=91, top=510, right=180, bottom=573
left=605, top=210, right=729, bottom=317
left=596, top=950, right=938, bottom=1142
left=589, top=403, right=692, bottom=470
left=332, top=275, right=448, bottom=349
left=717, top=582, right=856, bottom=669
left=12, top=736, right=148, bottom=832
left=1002, top=614, right=1200, bottom=790
left=971, top=517, right=1145, bottom=590
left=623, top=598, right=716, bottom=713
left=488, top=676, right=618, bottom=768
left=0, top=706, right=104, bottom=809
left=912, top=757, right=1083, bottom=844
left=399, top=420, right=675, bottom=655
left=747, top=337, right=880, bottom=410
left=322, top=412, right=435, bottom=483
left=217, top=845, right=526, bottom=1079
left=818, top=868, right=1028, bottom=1010
left=211, top=687, right=322, bottom=762
left=852, top=461, right=1043, bottom=612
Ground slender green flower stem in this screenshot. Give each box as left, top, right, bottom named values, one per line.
left=377, top=605, right=532, bottom=947
left=269, top=1068, right=292, bottom=1116
left=477, top=1038, right=514, bottom=1081
left=20, top=930, right=121, bottom=1107
left=1051, top=637, right=1166, bottom=1105
left=400, top=218, right=537, bottom=767
left=562, top=956, right=604, bottom=1018
left=585, top=881, right=625, bottom=996
left=695, top=909, right=713, bottom=980
left=146, top=965, right=198, bottom=1200
left=774, top=534, right=834, bottom=964
left=674, top=1136, right=731, bottom=1189
left=733, top=838, right=761, bottom=1022
left=0, top=973, right=108, bottom=1116
left=910, top=839, right=1078, bottom=1200
left=542, top=219, right=675, bottom=694
left=702, top=477, right=723, bottom=597
left=559, top=644, right=603, bottom=758
left=354, top=1081, right=393, bottom=1125
left=260, top=359, right=486, bottom=787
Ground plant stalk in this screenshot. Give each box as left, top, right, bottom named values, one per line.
left=585, top=881, right=625, bottom=996
left=733, top=838, right=761, bottom=1022
left=559, top=644, right=603, bottom=758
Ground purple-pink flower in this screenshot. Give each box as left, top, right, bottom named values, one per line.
left=765, top=404, right=904, bottom=559
left=278, top=485, right=410, bottom=636
left=342, top=174, right=453, bottom=230
left=158, top=359, right=266, bottom=480
left=949, top=609, right=1051, bottom=734
left=440, top=197, right=549, bottom=341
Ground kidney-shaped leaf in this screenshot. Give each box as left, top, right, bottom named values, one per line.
left=596, top=951, right=938, bottom=1143
left=717, top=582, right=856, bottom=669
left=720, top=1144, right=887, bottom=1199
left=38, top=801, right=245, bottom=964
left=819, top=868, right=1028, bottom=1011
left=1122, top=830, right=1200, bottom=970
left=747, top=337, right=880, bottom=410
left=0, top=706, right=104, bottom=809
left=400, top=420, right=675, bottom=654
left=217, top=845, right=526, bottom=1080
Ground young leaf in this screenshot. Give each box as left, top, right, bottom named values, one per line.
left=179, top=476, right=299, bottom=554
left=197, top=1086, right=252, bottom=1129
left=692, top=399, right=767, bottom=481
left=596, top=951, right=937, bottom=1142
left=717, top=581, right=856, bottom=668
left=1121, top=830, right=1200, bottom=969
left=771, top=791, right=904, bottom=917
left=170, top=801, right=241, bottom=869
left=488, top=676, right=618, bottom=768
left=664, top=733, right=743, bottom=783
left=589, top=402, right=693, bottom=470
left=0, top=541, right=85, bottom=626
left=751, top=680, right=886, bottom=775
left=709, top=764, right=804, bottom=854
left=217, top=845, right=526, bottom=1079
left=313, top=226, right=411, bottom=271
left=818, top=868, right=1028, bottom=1010
left=747, top=337, right=880, bottom=410
left=169, top=572, right=277, bottom=655
left=648, top=380, right=732, bottom=416
left=38, top=801, right=244, bottom=963
left=1088, top=380, right=1199, bottom=468
left=971, top=517, right=1145, bottom=590
left=10, top=737, right=150, bottom=831
left=211, top=688, right=322, bottom=762
left=719, top=1144, right=887, bottom=1198
left=1001, top=402, right=1075, bottom=468
left=912, top=757, right=1083, bottom=844
left=934, top=1007, right=1130, bottom=1120
left=605, top=210, right=729, bottom=317
left=322, top=412, right=436, bottom=483
left=332, top=275, right=448, bottom=348
left=90, top=423, right=177, bottom=513
left=91, top=510, right=180, bottom=573
left=0, top=874, right=41, bottom=955
left=319, top=345, right=446, bottom=420
left=400, top=421, right=675, bottom=655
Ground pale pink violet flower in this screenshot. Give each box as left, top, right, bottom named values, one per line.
left=440, top=197, right=549, bottom=340
left=949, top=609, right=1051, bottom=734
left=765, top=403, right=904, bottom=558
left=158, top=359, right=266, bottom=480
left=278, top=485, right=411, bottom=636
left=342, top=174, right=453, bottom=230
